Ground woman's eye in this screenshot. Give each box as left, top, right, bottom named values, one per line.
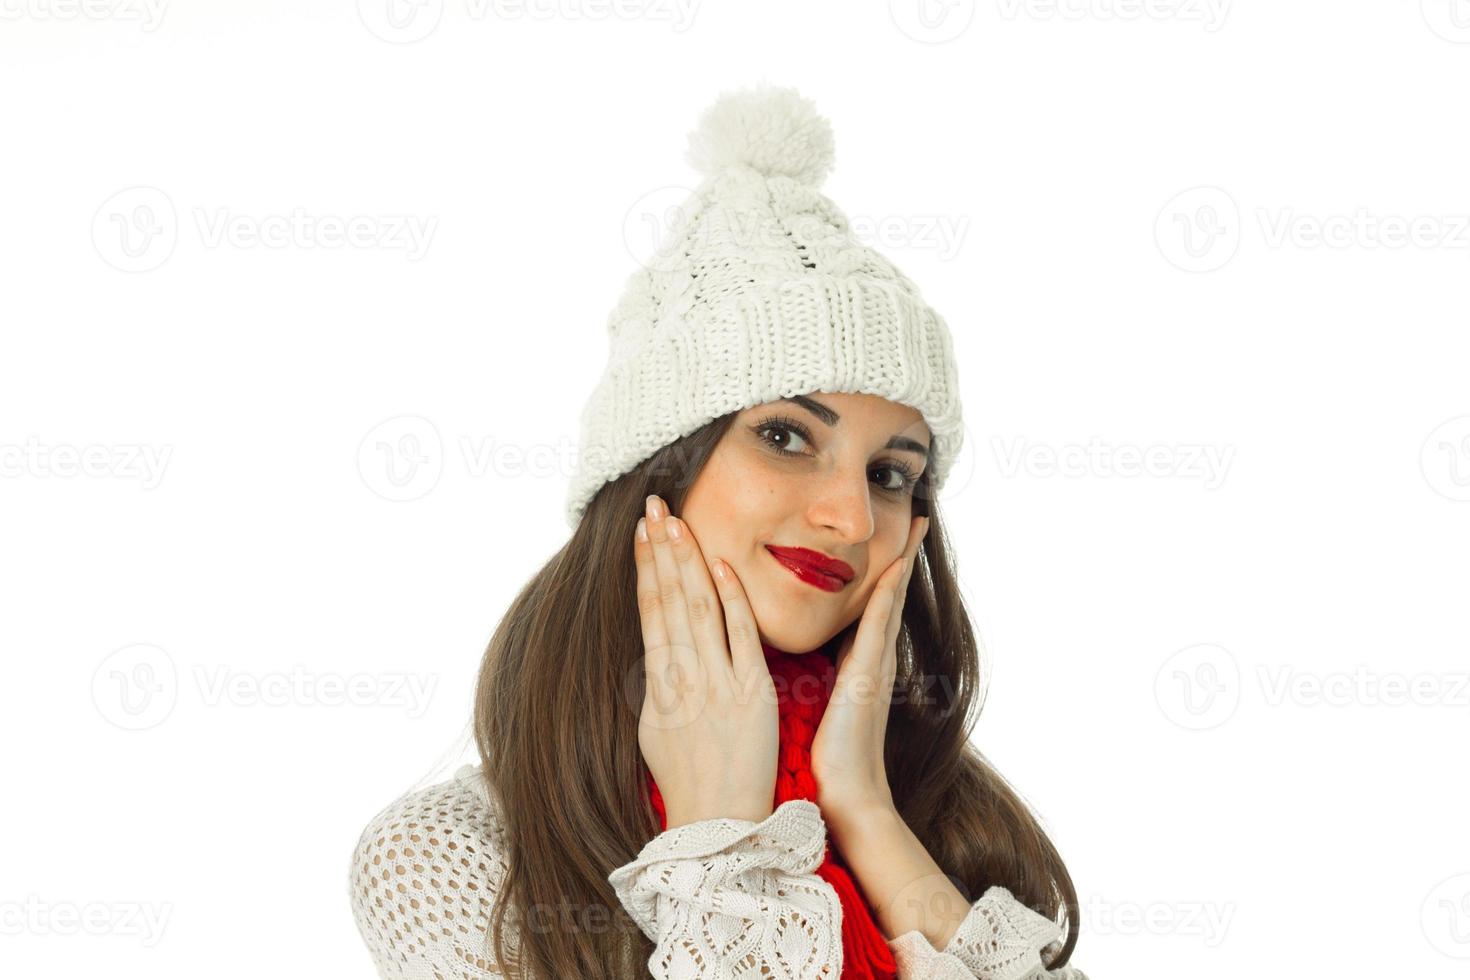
left=759, top=424, right=810, bottom=454
left=758, top=421, right=917, bottom=495
left=872, top=466, right=909, bottom=492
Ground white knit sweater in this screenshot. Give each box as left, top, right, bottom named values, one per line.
left=348, top=764, right=1088, bottom=980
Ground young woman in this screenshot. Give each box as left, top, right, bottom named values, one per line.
left=349, top=85, right=1087, bottom=980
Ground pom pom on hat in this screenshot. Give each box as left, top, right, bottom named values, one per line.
left=684, top=84, right=836, bottom=188
left=565, top=83, right=964, bottom=531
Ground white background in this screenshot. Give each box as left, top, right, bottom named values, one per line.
left=3, top=2, right=1469, bottom=978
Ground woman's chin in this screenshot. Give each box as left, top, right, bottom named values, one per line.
left=752, top=614, right=843, bottom=656
left=748, top=581, right=850, bottom=650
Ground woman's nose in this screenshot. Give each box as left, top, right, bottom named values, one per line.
left=804, top=469, right=875, bottom=543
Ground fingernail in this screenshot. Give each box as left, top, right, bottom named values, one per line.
left=636, top=517, right=648, bottom=541
left=667, top=517, right=682, bottom=539
left=713, top=559, right=727, bottom=581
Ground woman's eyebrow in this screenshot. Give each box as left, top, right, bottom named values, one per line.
left=780, top=395, right=932, bottom=458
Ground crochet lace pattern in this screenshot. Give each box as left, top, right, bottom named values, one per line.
left=349, top=765, right=1088, bottom=979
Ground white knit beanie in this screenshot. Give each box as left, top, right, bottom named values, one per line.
left=565, top=83, right=964, bottom=529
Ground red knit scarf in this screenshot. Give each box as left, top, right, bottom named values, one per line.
left=645, top=640, right=898, bottom=979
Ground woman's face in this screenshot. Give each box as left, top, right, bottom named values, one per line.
left=679, top=391, right=931, bottom=655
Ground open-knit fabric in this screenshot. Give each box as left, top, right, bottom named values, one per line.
left=607, top=796, right=842, bottom=977
left=638, top=641, right=897, bottom=978
left=349, top=764, right=1086, bottom=979
left=885, top=887, right=1089, bottom=979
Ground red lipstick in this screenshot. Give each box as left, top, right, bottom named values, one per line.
left=765, top=545, right=855, bottom=593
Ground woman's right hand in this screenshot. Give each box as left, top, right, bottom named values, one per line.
left=633, top=493, right=779, bottom=829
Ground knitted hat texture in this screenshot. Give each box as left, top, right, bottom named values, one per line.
left=565, top=84, right=964, bottom=529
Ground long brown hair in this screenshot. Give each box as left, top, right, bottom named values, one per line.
left=473, top=409, right=1080, bottom=978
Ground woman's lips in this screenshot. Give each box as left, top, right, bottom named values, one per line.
left=765, top=546, right=851, bottom=593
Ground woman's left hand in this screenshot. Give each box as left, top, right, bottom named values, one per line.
left=811, top=514, right=929, bottom=825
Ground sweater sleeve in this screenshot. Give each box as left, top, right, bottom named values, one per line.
left=886, top=885, right=1088, bottom=980
left=606, top=798, right=845, bottom=978
left=350, top=768, right=844, bottom=979
left=348, top=766, right=514, bottom=979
